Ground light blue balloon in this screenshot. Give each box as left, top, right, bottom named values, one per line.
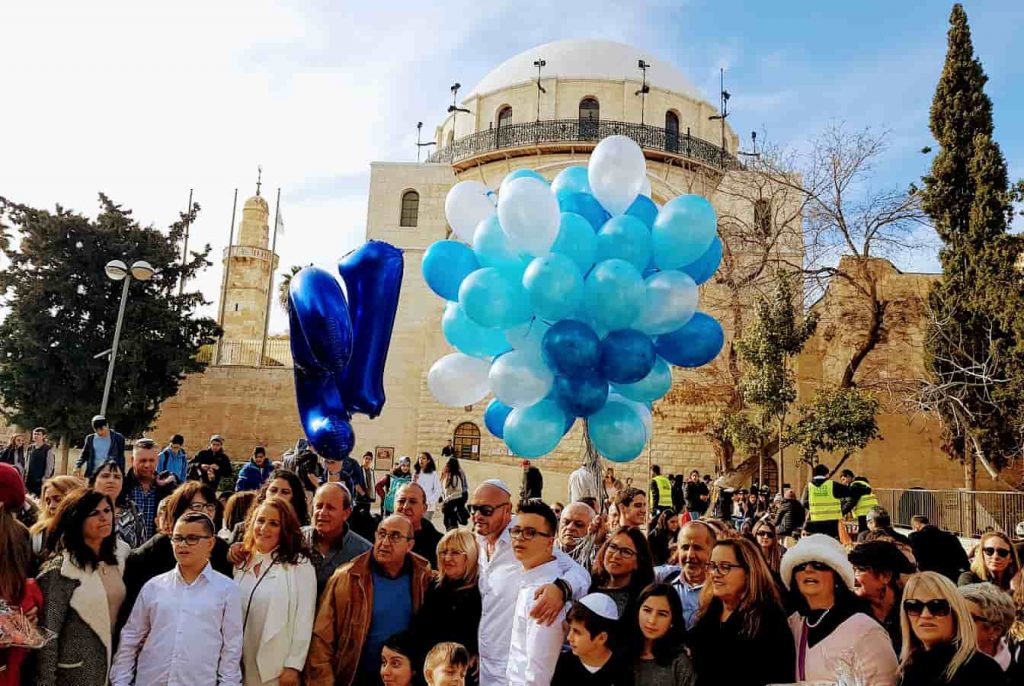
left=473, top=215, right=529, bottom=278
left=522, top=253, right=583, bottom=321
left=582, top=259, right=645, bottom=331
left=652, top=194, right=718, bottom=269
left=681, top=235, right=722, bottom=285
left=442, top=302, right=512, bottom=359
left=551, top=166, right=592, bottom=197
left=484, top=398, right=513, bottom=438
left=655, top=311, right=725, bottom=368
left=499, top=168, right=547, bottom=196
left=634, top=270, right=698, bottom=336
left=596, top=215, right=652, bottom=272
left=504, top=399, right=567, bottom=457
left=557, top=191, right=610, bottom=231
left=612, top=356, right=672, bottom=402
left=422, top=240, right=479, bottom=301
left=551, top=212, right=597, bottom=275
left=625, top=194, right=659, bottom=229
left=587, top=399, right=647, bottom=462
left=458, top=267, right=533, bottom=329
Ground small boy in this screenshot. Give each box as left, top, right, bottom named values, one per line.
left=424, top=642, right=470, bottom=686
left=551, top=593, right=632, bottom=685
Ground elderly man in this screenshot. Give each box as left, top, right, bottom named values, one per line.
left=470, top=479, right=589, bottom=686
left=396, top=482, right=443, bottom=567
left=304, top=482, right=372, bottom=598
left=557, top=501, right=599, bottom=569
left=656, top=521, right=717, bottom=629
left=960, top=582, right=1018, bottom=673
left=305, top=514, right=432, bottom=686
left=857, top=506, right=911, bottom=545
left=774, top=487, right=807, bottom=539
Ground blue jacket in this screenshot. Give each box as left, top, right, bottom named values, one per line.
left=157, top=447, right=189, bottom=483
left=235, top=459, right=274, bottom=492
left=75, top=430, right=126, bottom=477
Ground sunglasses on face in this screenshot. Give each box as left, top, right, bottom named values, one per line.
left=755, top=530, right=776, bottom=539
left=903, top=598, right=952, bottom=618
left=468, top=503, right=509, bottom=517
left=793, top=561, right=832, bottom=574
left=983, top=546, right=1011, bottom=559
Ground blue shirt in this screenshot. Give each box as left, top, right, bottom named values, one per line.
left=92, top=434, right=113, bottom=472
left=360, top=567, right=413, bottom=674
left=158, top=447, right=188, bottom=483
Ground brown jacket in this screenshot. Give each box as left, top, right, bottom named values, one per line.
left=304, top=550, right=432, bottom=686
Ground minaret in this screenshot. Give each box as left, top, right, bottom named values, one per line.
left=221, top=175, right=279, bottom=341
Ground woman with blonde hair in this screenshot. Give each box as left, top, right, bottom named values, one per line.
left=29, top=475, right=85, bottom=558
left=898, top=571, right=1003, bottom=685
left=689, top=537, right=794, bottom=685
left=958, top=530, right=1019, bottom=592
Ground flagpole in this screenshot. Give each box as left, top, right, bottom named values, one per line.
left=215, top=189, right=238, bottom=366
left=259, top=187, right=282, bottom=367
left=177, top=188, right=193, bottom=298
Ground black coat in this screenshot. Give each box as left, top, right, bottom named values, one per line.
left=909, top=526, right=970, bottom=582
left=413, top=518, right=443, bottom=568
left=413, top=580, right=482, bottom=681
left=688, top=603, right=795, bottom=686
left=774, top=498, right=806, bottom=536
left=898, top=645, right=1003, bottom=686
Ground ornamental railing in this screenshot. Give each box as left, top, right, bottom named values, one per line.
left=874, top=488, right=1024, bottom=538
left=426, top=118, right=740, bottom=172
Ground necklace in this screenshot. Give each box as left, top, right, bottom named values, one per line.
left=804, top=607, right=831, bottom=628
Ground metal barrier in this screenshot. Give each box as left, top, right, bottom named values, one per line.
left=874, top=488, right=1024, bottom=538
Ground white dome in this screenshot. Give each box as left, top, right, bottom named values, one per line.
left=466, top=39, right=700, bottom=100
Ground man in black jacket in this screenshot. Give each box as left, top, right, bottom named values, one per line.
left=188, top=434, right=233, bottom=488
left=683, top=469, right=710, bottom=520
left=908, top=515, right=970, bottom=582
left=774, top=488, right=807, bottom=538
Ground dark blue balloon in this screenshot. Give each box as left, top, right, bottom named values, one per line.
left=655, top=311, right=725, bottom=368
left=553, top=374, right=609, bottom=417
left=625, top=194, right=659, bottom=229
left=541, top=320, right=601, bottom=377
left=557, top=191, right=610, bottom=231
left=484, top=398, right=514, bottom=439
left=288, top=266, right=353, bottom=374
left=681, top=235, right=722, bottom=285
left=600, top=329, right=657, bottom=383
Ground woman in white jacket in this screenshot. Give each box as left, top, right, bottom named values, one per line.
left=414, top=452, right=443, bottom=522
left=235, top=498, right=316, bottom=686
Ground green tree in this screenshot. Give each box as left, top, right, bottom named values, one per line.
left=785, top=388, right=881, bottom=469
left=278, top=264, right=308, bottom=313
left=918, top=4, right=1024, bottom=484
left=0, top=194, right=220, bottom=465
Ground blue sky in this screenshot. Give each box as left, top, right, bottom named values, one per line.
left=1, top=1, right=1020, bottom=331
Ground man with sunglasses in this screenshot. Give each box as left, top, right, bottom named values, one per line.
left=470, top=480, right=589, bottom=686
left=111, top=512, right=242, bottom=685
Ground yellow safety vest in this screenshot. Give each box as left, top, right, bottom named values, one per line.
left=651, top=475, right=673, bottom=509
left=808, top=480, right=842, bottom=522
left=852, top=479, right=880, bottom=517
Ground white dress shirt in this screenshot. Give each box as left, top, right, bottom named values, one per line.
left=477, top=524, right=590, bottom=686
left=506, top=557, right=566, bottom=686
left=568, top=467, right=599, bottom=503
left=110, top=562, right=243, bottom=686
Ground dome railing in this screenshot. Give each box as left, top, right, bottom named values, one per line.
left=426, top=118, right=740, bottom=172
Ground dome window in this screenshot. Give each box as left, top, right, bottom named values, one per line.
left=400, top=190, right=420, bottom=228
left=579, top=98, right=599, bottom=139
left=665, top=110, right=680, bottom=152
left=496, top=106, right=513, bottom=147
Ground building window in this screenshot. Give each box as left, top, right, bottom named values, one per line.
left=579, top=97, right=599, bottom=140
left=665, top=110, right=680, bottom=152
left=453, top=422, right=481, bottom=462
left=400, top=190, right=420, bottom=227
left=754, top=198, right=771, bottom=236
left=496, top=105, right=512, bottom=147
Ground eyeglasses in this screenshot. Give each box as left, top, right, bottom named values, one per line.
left=983, top=546, right=1011, bottom=559
left=707, top=561, right=745, bottom=576
left=793, top=561, right=832, bottom=573
left=903, top=599, right=952, bottom=618
left=439, top=550, right=467, bottom=559
left=188, top=502, right=217, bottom=513
left=171, top=534, right=212, bottom=546
left=509, top=526, right=552, bottom=541
left=755, top=530, right=776, bottom=539
left=606, top=542, right=638, bottom=559
left=468, top=503, right=510, bottom=517
left=375, top=530, right=413, bottom=543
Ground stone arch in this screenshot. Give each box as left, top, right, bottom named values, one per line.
left=399, top=189, right=419, bottom=227
left=452, top=421, right=481, bottom=462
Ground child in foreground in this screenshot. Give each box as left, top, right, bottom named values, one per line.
left=424, top=642, right=470, bottom=686
left=552, top=593, right=634, bottom=685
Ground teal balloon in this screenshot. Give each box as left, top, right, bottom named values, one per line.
left=582, top=259, right=644, bottom=331
left=484, top=398, right=513, bottom=438
left=553, top=374, right=609, bottom=417
left=551, top=166, right=592, bottom=197
left=652, top=194, right=718, bottom=269
left=541, top=320, right=601, bottom=377
left=504, top=399, right=567, bottom=457
left=522, top=253, right=583, bottom=321
left=458, top=267, right=532, bottom=329
left=551, top=212, right=597, bottom=274
left=442, top=302, right=512, bottom=358
left=588, top=399, right=647, bottom=462
left=681, top=235, right=722, bottom=285
left=422, top=240, right=479, bottom=301
left=600, top=329, right=656, bottom=384
left=499, top=168, right=547, bottom=196
left=557, top=191, right=609, bottom=230
left=625, top=194, right=659, bottom=229
left=473, top=215, right=529, bottom=278
left=596, top=215, right=652, bottom=272
left=655, top=311, right=725, bottom=368
left=613, top=356, right=672, bottom=402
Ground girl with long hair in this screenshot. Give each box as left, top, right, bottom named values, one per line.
left=647, top=510, right=680, bottom=566
left=30, top=475, right=85, bottom=558
left=591, top=527, right=655, bottom=618
left=414, top=452, right=442, bottom=523
left=958, top=531, right=1019, bottom=591
left=631, top=583, right=697, bottom=685
left=440, top=456, right=469, bottom=530
left=751, top=519, right=786, bottom=575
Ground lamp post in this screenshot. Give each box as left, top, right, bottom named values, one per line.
left=100, top=259, right=155, bottom=416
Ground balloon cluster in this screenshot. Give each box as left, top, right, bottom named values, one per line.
left=423, top=135, right=724, bottom=462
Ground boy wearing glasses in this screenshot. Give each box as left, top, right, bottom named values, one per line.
left=110, top=512, right=242, bottom=685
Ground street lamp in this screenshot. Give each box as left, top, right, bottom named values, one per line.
left=100, top=259, right=155, bottom=416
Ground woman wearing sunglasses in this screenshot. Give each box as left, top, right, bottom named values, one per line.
left=958, top=531, right=1019, bottom=592
left=590, top=527, right=655, bottom=618
left=781, top=534, right=899, bottom=685
left=751, top=520, right=785, bottom=575
left=898, top=571, right=1004, bottom=685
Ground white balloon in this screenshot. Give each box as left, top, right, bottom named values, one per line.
left=489, top=349, right=554, bottom=408
left=428, top=353, right=491, bottom=407
left=588, top=135, right=647, bottom=216
left=445, top=181, right=496, bottom=243
left=634, top=271, right=699, bottom=335
left=639, top=175, right=652, bottom=198
left=497, top=177, right=560, bottom=256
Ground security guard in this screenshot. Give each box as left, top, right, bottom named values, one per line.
left=841, top=470, right=879, bottom=533
left=802, top=463, right=854, bottom=540
left=649, top=464, right=673, bottom=520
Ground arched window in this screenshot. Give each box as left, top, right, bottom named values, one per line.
left=579, top=97, right=599, bottom=140
left=753, top=198, right=771, bottom=236
left=453, top=422, right=481, bottom=461
left=665, top=111, right=680, bottom=153
left=496, top=105, right=513, bottom=147
left=400, top=190, right=419, bottom=228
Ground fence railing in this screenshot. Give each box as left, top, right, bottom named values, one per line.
left=196, top=339, right=294, bottom=368
left=875, top=488, right=1024, bottom=538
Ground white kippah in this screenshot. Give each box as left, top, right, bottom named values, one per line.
left=481, top=478, right=512, bottom=495
left=579, top=593, right=620, bottom=621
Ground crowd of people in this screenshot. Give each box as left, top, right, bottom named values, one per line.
left=0, top=417, right=1022, bottom=685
